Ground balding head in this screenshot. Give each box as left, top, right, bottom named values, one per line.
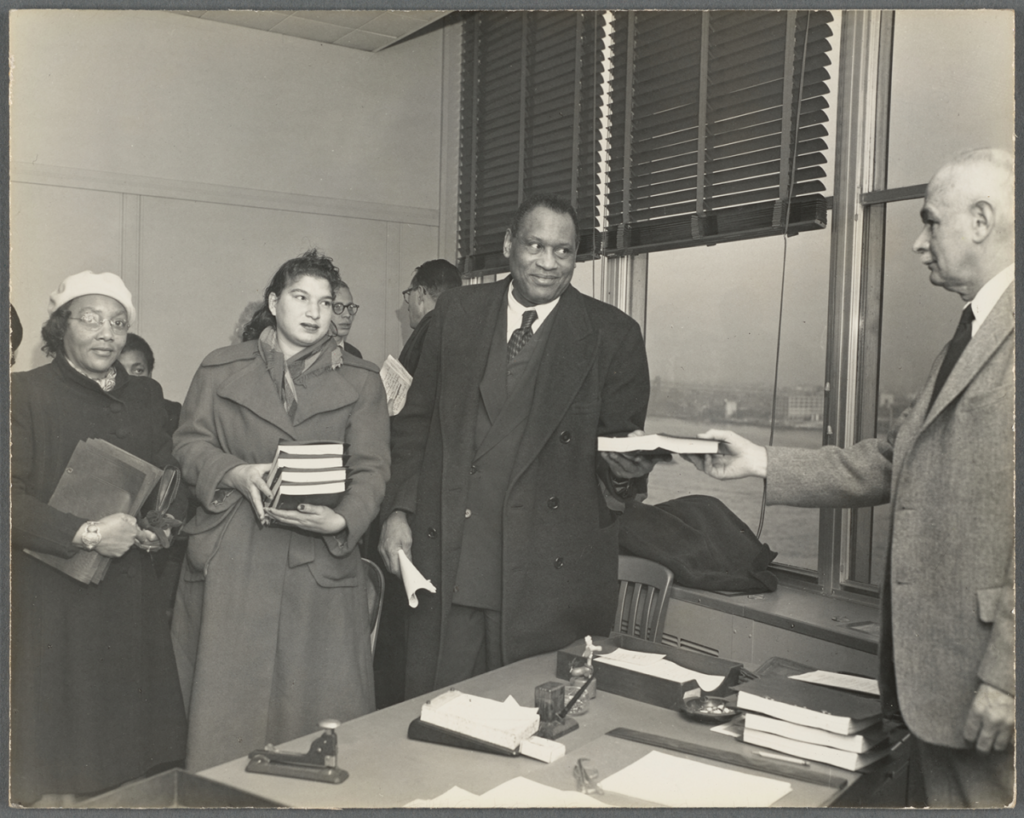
left=913, top=148, right=1015, bottom=300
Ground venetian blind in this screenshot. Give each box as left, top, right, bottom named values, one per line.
left=457, top=12, right=601, bottom=275
left=605, top=10, right=834, bottom=254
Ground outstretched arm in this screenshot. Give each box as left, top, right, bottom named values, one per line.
left=684, top=429, right=767, bottom=480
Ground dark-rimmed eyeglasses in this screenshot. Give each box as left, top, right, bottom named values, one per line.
left=402, top=287, right=420, bottom=304
left=332, top=302, right=359, bottom=316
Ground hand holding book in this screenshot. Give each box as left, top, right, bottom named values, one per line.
left=264, top=504, right=347, bottom=536
left=221, top=462, right=274, bottom=523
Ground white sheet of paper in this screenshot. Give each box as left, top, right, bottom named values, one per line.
left=595, top=653, right=725, bottom=691
left=477, top=777, right=607, bottom=808
left=397, top=550, right=435, bottom=608
left=600, top=648, right=665, bottom=665
left=403, top=786, right=480, bottom=807
left=379, top=354, right=413, bottom=417
left=791, top=670, right=880, bottom=697
left=600, top=750, right=792, bottom=808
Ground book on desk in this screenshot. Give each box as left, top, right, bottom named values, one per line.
left=735, top=675, right=892, bottom=771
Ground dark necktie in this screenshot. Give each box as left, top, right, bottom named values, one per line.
left=507, top=310, right=538, bottom=362
left=928, top=304, right=974, bottom=412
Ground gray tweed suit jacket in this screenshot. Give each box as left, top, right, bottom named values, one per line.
left=765, top=285, right=1014, bottom=749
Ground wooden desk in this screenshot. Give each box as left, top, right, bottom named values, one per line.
left=199, top=651, right=904, bottom=808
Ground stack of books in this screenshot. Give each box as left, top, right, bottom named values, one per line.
left=735, top=676, right=889, bottom=771
left=267, top=440, right=347, bottom=511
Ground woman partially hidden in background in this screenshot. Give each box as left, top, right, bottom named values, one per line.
left=171, top=249, right=389, bottom=771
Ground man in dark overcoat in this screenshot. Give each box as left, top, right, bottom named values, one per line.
left=380, top=194, right=656, bottom=697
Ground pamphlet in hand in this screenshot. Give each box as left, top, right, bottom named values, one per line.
left=597, top=433, right=721, bottom=457
left=380, top=355, right=413, bottom=417
left=267, top=440, right=347, bottom=510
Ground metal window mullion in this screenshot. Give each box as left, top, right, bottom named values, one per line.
left=776, top=10, right=797, bottom=226
left=695, top=12, right=710, bottom=215
left=621, top=11, right=636, bottom=229
left=467, top=16, right=481, bottom=264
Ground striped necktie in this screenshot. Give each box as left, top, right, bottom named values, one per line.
left=507, top=310, right=538, bottom=363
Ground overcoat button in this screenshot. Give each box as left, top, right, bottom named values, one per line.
left=560, top=430, right=572, bottom=443
left=427, top=528, right=437, bottom=538
left=554, top=557, right=565, bottom=569
left=470, top=464, right=478, bottom=474
left=465, top=509, right=472, bottom=518
left=547, top=497, right=559, bottom=509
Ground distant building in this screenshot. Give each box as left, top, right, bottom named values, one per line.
left=724, top=399, right=738, bottom=418
left=787, top=393, right=824, bottom=422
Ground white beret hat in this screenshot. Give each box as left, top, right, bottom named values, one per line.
left=48, top=271, right=137, bottom=326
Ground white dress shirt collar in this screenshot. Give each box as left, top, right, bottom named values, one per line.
left=968, top=264, right=1014, bottom=336
left=506, top=283, right=560, bottom=342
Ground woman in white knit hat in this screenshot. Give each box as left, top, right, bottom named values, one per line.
left=10, top=271, right=187, bottom=805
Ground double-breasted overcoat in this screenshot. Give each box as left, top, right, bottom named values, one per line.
left=171, top=340, right=389, bottom=771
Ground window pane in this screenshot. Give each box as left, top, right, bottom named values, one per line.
left=868, top=199, right=962, bottom=578
left=887, top=10, right=1014, bottom=188
left=644, top=227, right=831, bottom=572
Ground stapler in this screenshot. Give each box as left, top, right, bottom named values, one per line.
left=245, top=719, right=348, bottom=784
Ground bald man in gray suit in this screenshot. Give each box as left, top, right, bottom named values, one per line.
left=688, top=149, right=1015, bottom=807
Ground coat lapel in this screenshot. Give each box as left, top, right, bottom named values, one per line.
left=920, top=286, right=1014, bottom=432
left=440, top=282, right=506, bottom=463
left=217, top=358, right=296, bottom=439
left=511, top=286, right=596, bottom=480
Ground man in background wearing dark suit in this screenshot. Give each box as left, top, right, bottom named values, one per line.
left=380, top=194, right=656, bottom=697
left=399, top=259, right=462, bottom=376
left=688, top=149, right=1014, bottom=807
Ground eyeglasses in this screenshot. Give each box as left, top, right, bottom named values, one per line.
left=402, top=287, right=420, bottom=304
left=70, top=313, right=130, bottom=333
left=332, top=302, right=359, bottom=316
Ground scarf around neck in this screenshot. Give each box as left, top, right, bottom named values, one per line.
left=258, top=326, right=343, bottom=417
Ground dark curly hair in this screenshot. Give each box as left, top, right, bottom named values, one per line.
left=242, top=249, right=345, bottom=342
left=41, top=306, right=72, bottom=358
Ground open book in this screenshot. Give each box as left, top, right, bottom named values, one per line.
left=28, top=438, right=165, bottom=584
left=598, top=433, right=721, bottom=456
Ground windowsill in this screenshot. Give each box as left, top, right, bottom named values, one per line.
left=670, top=582, right=881, bottom=654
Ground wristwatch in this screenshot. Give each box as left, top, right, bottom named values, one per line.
left=80, top=522, right=101, bottom=551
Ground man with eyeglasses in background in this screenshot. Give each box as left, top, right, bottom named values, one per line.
left=330, top=278, right=362, bottom=359
left=399, top=259, right=462, bottom=376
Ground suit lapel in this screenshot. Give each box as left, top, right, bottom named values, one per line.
left=511, top=287, right=596, bottom=480
left=920, top=287, right=1014, bottom=431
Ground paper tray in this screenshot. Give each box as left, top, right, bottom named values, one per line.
left=556, top=633, right=742, bottom=710
left=76, top=768, right=283, bottom=807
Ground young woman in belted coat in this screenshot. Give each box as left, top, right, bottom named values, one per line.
left=171, top=250, right=389, bottom=772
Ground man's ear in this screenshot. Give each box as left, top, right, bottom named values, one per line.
left=970, top=200, right=997, bottom=243
left=503, top=229, right=512, bottom=259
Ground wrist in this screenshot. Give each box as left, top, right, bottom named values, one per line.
left=75, top=521, right=101, bottom=551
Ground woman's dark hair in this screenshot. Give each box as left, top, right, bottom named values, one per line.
left=41, top=306, right=71, bottom=358
left=242, top=250, right=344, bottom=342
left=122, top=332, right=156, bottom=372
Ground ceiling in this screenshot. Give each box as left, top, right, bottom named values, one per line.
left=166, top=9, right=451, bottom=53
